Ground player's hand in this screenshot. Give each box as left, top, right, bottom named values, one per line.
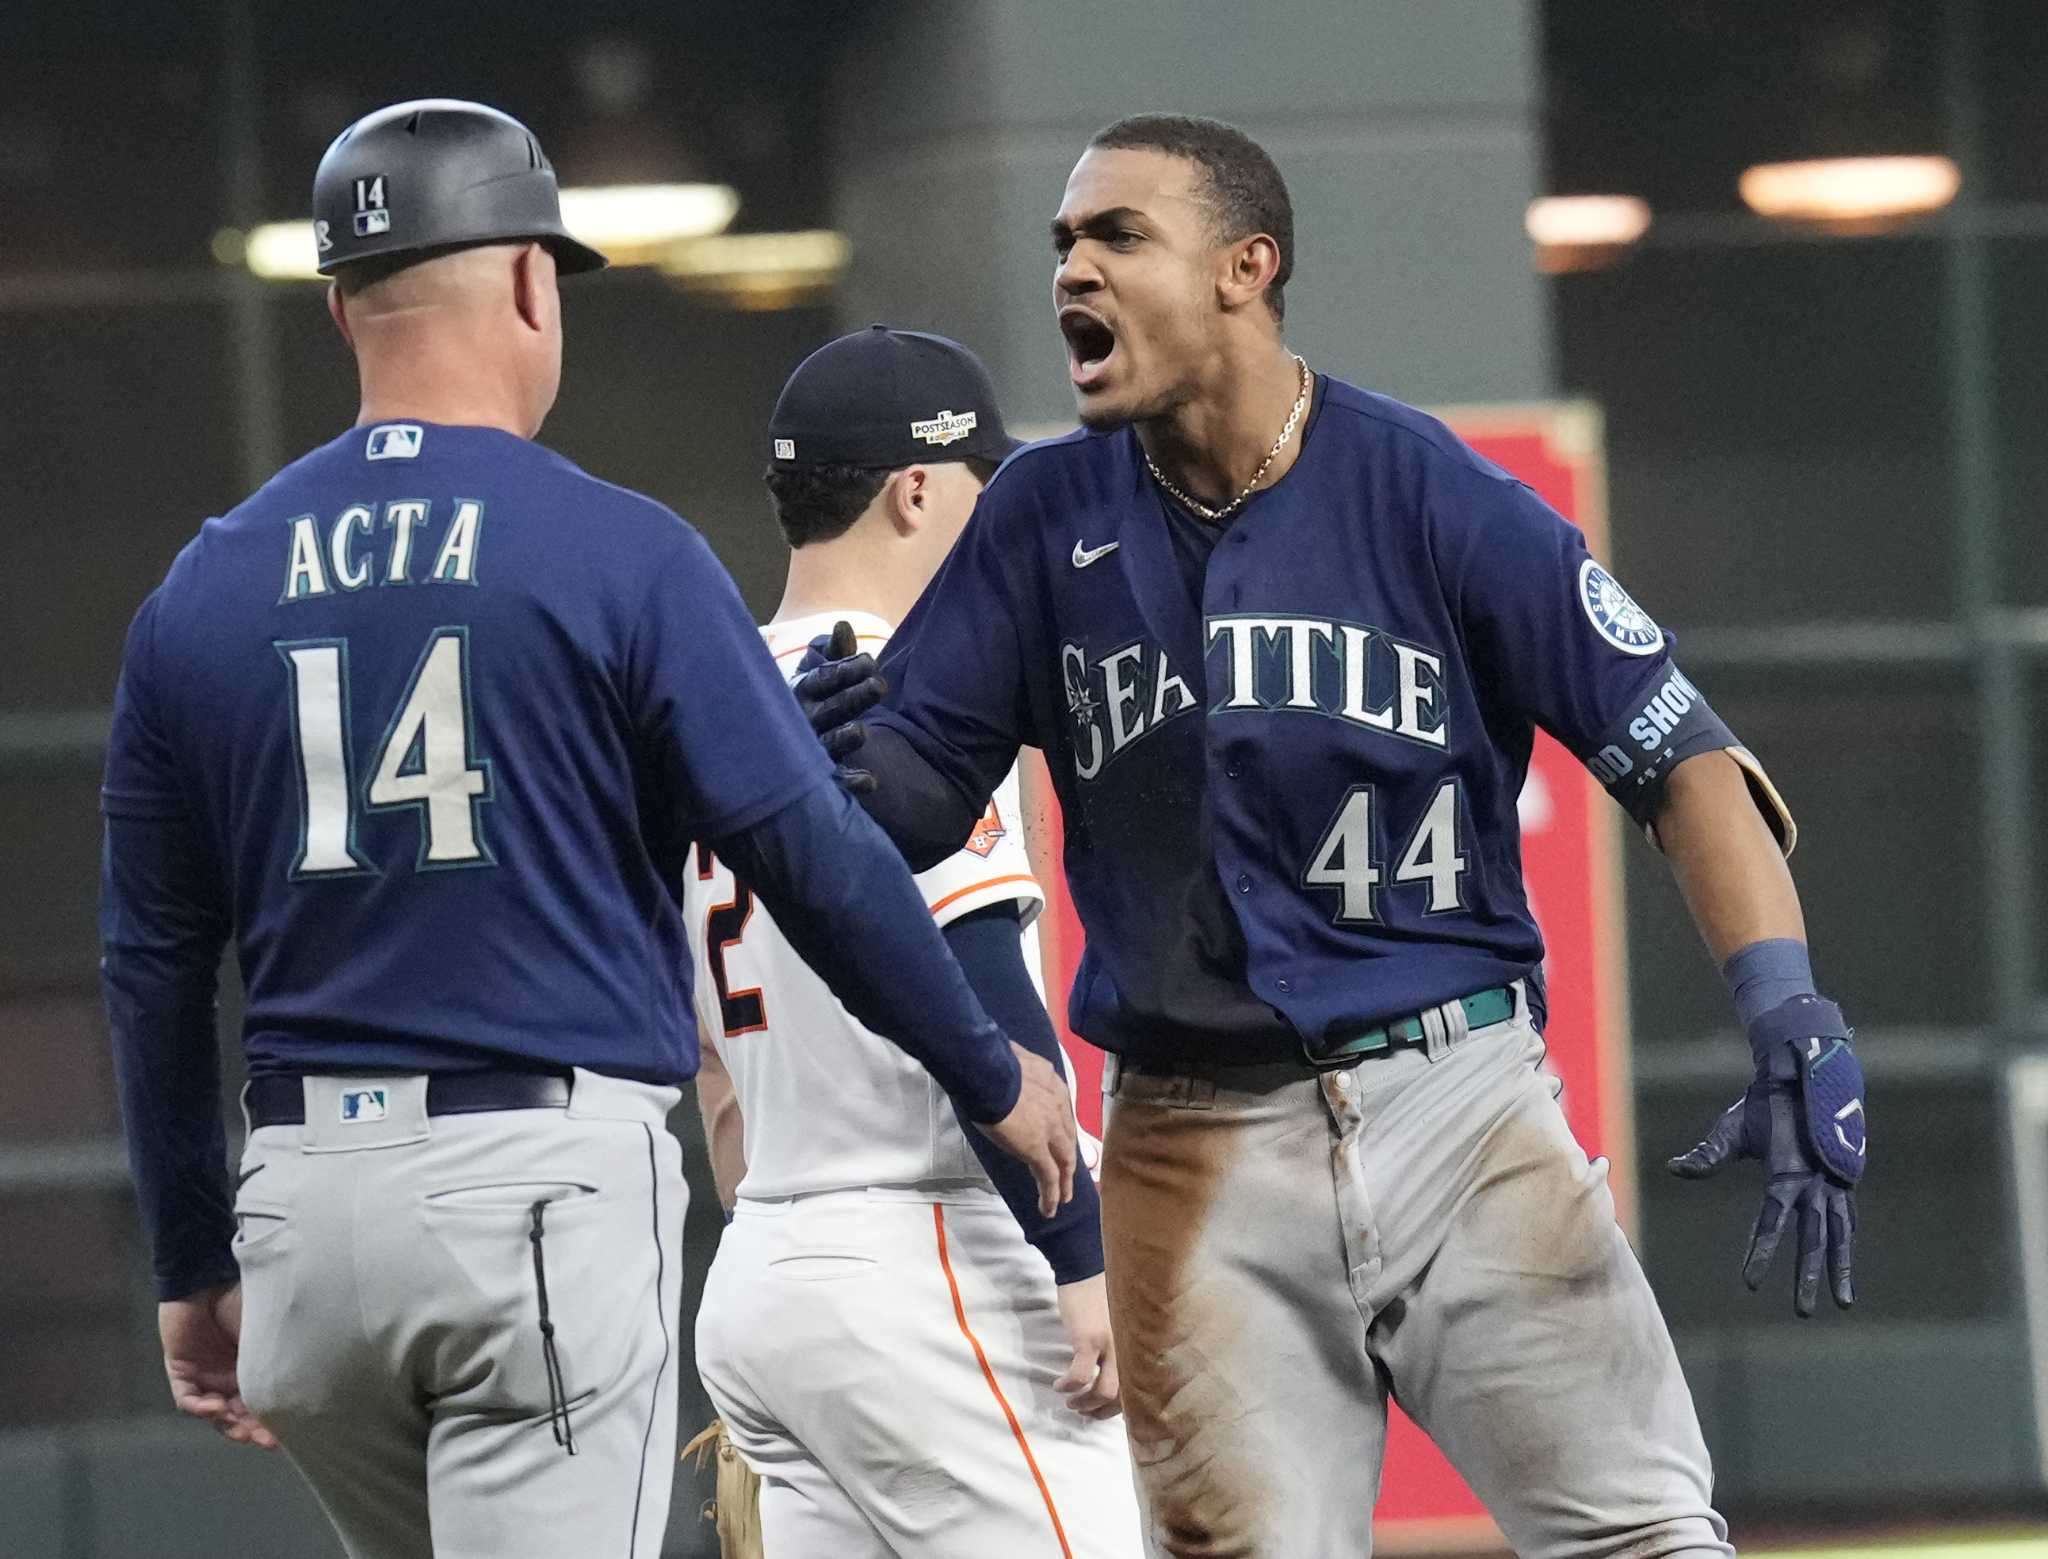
left=159, top=1281, right=280, bottom=1451
left=1667, top=994, right=1865, bottom=1317
left=1053, top=1273, right=1122, bottom=1419
left=977, top=1044, right=1078, bottom=1217
left=793, top=620, right=887, bottom=794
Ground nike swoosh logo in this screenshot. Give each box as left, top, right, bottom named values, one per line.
left=237, top=1164, right=266, bottom=1190
left=1072, top=539, right=1120, bottom=568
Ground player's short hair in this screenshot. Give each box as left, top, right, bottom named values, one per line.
left=1088, top=114, right=1295, bottom=324
left=763, top=458, right=998, bottom=549
left=764, top=462, right=893, bottom=549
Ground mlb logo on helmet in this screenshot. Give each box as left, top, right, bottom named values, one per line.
left=353, top=173, right=391, bottom=238
left=340, top=1088, right=389, bottom=1124
left=366, top=424, right=423, bottom=460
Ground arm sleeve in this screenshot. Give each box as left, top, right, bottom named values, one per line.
left=1449, top=469, right=1795, bottom=851
left=630, top=529, right=835, bottom=840
left=866, top=491, right=1045, bottom=869
left=99, top=593, right=238, bottom=1302
left=1451, top=470, right=1674, bottom=756
left=943, top=903, right=1103, bottom=1284
left=705, top=778, right=1024, bottom=1124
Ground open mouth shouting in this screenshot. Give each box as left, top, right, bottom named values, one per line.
left=1059, top=306, right=1118, bottom=393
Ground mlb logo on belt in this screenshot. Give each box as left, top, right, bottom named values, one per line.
left=340, top=1088, right=389, bottom=1124
left=353, top=174, right=391, bottom=237
left=910, top=409, right=977, bottom=447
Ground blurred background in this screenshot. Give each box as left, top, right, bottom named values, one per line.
left=5, top=1, right=2048, bottom=1554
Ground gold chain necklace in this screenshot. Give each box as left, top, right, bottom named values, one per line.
left=1143, top=354, right=1311, bottom=522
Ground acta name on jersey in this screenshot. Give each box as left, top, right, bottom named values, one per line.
left=280, top=499, right=485, bottom=601
left=1062, top=614, right=1449, bottom=781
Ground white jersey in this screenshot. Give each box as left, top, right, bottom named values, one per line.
left=684, top=607, right=1094, bottom=1199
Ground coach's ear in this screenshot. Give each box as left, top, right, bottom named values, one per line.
left=886, top=465, right=933, bottom=536
left=326, top=283, right=355, bottom=350
left=511, top=242, right=552, bottom=334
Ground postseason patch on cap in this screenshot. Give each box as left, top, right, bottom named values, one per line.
left=910, top=409, right=977, bottom=447
left=1577, top=559, right=1663, bottom=655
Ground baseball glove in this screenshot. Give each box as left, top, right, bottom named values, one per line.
left=683, top=1418, right=765, bottom=1559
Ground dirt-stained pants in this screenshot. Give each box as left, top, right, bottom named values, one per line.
left=1100, top=987, right=1732, bottom=1559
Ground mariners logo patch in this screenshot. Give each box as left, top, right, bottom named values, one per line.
left=910, top=409, right=977, bottom=447
left=1577, top=560, right=1663, bottom=656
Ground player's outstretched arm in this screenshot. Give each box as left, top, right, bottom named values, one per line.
left=793, top=629, right=1003, bottom=872
left=705, top=781, right=1077, bottom=1215
left=1655, top=752, right=1866, bottom=1317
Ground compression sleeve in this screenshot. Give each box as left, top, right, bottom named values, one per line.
left=944, top=903, right=1104, bottom=1284
left=707, top=778, right=1023, bottom=1124
left=854, top=723, right=989, bottom=872
left=100, top=594, right=238, bottom=1301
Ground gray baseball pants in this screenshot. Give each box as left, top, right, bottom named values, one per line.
left=1099, top=986, right=1733, bottom=1559
left=232, top=1068, right=686, bottom=1559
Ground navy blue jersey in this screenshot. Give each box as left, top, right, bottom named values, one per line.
left=876, top=378, right=1692, bottom=1063
left=103, top=421, right=830, bottom=1085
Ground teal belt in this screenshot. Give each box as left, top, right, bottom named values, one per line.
left=1306, top=985, right=1516, bottom=1071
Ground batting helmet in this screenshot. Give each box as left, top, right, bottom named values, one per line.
left=312, top=99, right=607, bottom=279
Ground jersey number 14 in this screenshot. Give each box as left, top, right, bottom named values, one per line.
left=278, top=628, right=493, bottom=877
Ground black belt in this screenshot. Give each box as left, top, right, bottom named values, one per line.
left=246, top=1069, right=572, bottom=1129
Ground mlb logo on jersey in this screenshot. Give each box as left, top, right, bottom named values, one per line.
left=366, top=424, right=423, bottom=460
left=353, top=174, right=391, bottom=237
left=340, top=1088, right=389, bottom=1124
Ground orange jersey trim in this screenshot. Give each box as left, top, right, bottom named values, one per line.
left=932, top=1204, right=1076, bottom=1559
left=927, top=873, right=1039, bottom=918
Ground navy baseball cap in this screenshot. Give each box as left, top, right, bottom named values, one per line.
left=768, top=325, right=1022, bottom=469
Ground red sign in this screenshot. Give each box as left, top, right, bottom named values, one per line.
left=1027, top=403, right=1629, bottom=1549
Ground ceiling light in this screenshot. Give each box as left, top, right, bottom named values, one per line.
left=1738, top=156, right=1960, bottom=228
left=659, top=230, right=850, bottom=310
left=226, top=183, right=741, bottom=281
left=1525, top=195, right=1652, bottom=248
left=1525, top=195, right=1651, bottom=274
left=557, top=184, right=738, bottom=260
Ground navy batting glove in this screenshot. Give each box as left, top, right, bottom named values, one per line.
left=1667, top=994, right=1866, bottom=1317
left=792, top=620, right=886, bottom=794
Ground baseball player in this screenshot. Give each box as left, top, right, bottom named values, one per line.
left=802, top=114, right=1869, bottom=1557
left=687, top=327, right=1143, bottom=1558
left=97, top=100, right=1074, bottom=1559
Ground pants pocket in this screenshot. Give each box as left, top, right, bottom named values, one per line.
left=420, top=1181, right=642, bottom=1425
